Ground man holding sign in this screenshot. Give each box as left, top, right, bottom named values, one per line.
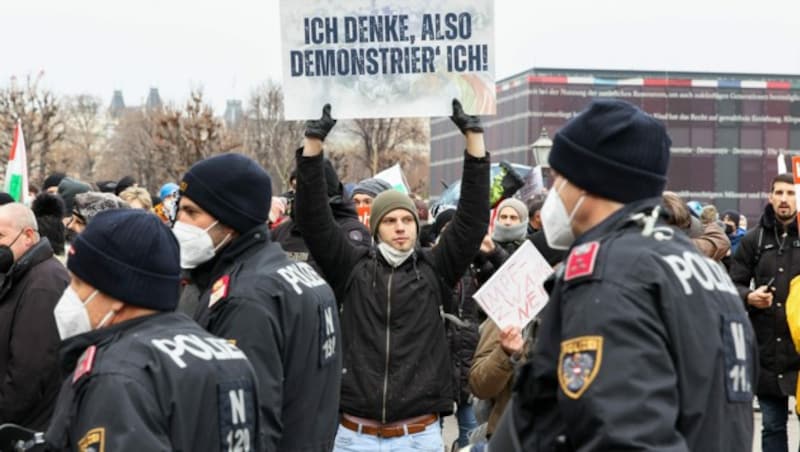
left=490, top=100, right=756, bottom=451
left=296, top=101, right=488, bottom=450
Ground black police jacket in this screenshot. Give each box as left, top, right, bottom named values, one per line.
left=182, top=225, right=341, bottom=452
left=295, top=149, right=489, bottom=423
left=729, top=203, right=800, bottom=397
left=492, top=199, right=756, bottom=452
left=45, top=312, right=262, bottom=451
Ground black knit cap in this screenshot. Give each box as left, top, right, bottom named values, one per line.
left=67, top=209, right=180, bottom=311
left=180, top=153, right=272, bottom=233
left=548, top=99, right=671, bottom=203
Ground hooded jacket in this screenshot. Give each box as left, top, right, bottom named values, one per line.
left=295, top=149, right=489, bottom=422
left=0, top=239, right=69, bottom=430
left=729, top=203, right=800, bottom=396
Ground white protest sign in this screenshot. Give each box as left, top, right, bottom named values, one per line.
left=279, top=0, right=495, bottom=119
left=472, top=240, right=554, bottom=330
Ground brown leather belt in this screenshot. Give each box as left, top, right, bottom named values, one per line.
left=340, top=414, right=438, bottom=438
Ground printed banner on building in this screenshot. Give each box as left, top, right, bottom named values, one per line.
left=279, top=0, right=495, bottom=119
left=472, top=240, right=553, bottom=330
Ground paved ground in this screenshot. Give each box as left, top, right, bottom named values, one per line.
left=441, top=406, right=800, bottom=451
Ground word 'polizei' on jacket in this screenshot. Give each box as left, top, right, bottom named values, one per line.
left=181, top=224, right=342, bottom=452
left=45, top=312, right=261, bottom=451
left=295, top=149, right=490, bottom=423
left=493, top=199, right=756, bottom=451
left=729, top=203, right=800, bottom=397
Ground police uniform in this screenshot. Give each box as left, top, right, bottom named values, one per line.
left=46, top=312, right=261, bottom=451
left=490, top=200, right=757, bottom=451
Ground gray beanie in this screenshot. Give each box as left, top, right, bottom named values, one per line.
left=352, top=178, right=393, bottom=199
left=74, top=192, right=130, bottom=224
left=57, top=177, right=92, bottom=216
left=495, top=198, right=529, bottom=222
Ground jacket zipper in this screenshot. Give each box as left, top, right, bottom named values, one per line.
left=381, top=269, right=394, bottom=424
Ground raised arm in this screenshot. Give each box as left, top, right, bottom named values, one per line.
left=432, top=100, right=491, bottom=287
left=295, top=105, right=363, bottom=298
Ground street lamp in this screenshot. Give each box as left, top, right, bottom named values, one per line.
left=531, top=128, right=553, bottom=189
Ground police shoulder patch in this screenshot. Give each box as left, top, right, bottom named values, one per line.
left=209, top=275, right=230, bottom=308
left=73, top=345, right=97, bottom=384
left=77, top=427, right=105, bottom=452
left=558, top=335, right=603, bottom=399
left=564, top=241, right=600, bottom=282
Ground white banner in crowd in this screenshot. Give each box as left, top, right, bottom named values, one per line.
left=375, top=163, right=409, bottom=194
left=472, top=241, right=553, bottom=330
left=279, top=0, right=496, bottom=119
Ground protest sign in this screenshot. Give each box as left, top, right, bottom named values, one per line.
left=472, top=240, right=554, bottom=330
left=279, top=0, right=495, bottom=119
left=357, top=205, right=371, bottom=227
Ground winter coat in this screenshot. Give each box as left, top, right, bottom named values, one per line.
left=729, top=203, right=800, bottom=397
left=295, top=149, right=490, bottom=423
left=0, top=239, right=68, bottom=430
left=45, top=313, right=262, bottom=451
left=179, top=225, right=342, bottom=452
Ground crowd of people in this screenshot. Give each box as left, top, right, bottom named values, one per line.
left=0, top=98, right=794, bottom=452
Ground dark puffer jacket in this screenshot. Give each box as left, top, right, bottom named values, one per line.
left=730, top=203, right=800, bottom=397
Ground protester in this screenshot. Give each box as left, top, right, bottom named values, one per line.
left=722, top=209, right=746, bottom=254
left=700, top=204, right=719, bottom=225
left=42, top=172, right=66, bottom=195
left=119, top=186, right=153, bottom=210
left=350, top=177, right=392, bottom=209
left=66, top=192, right=130, bottom=235
left=295, top=100, right=489, bottom=450
left=175, top=153, right=342, bottom=451
left=662, top=191, right=730, bottom=261
left=491, top=198, right=528, bottom=254
left=526, top=196, right=544, bottom=234
left=44, top=209, right=262, bottom=450
left=729, top=173, right=800, bottom=452
left=490, top=100, right=755, bottom=451
left=0, top=203, right=69, bottom=430
left=57, top=177, right=91, bottom=220
left=31, top=193, right=67, bottom=258
left=272, top=158, right=370, bottom=271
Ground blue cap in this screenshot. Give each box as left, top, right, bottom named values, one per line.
left=159, top=183, right=179, bottom=199
left=686, top=201, right=703, bottom=218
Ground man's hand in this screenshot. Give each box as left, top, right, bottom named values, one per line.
left=747, top=285, right=773, bottom=309
left=450, top=99, right=486, bottom=158
left=479, top=233, right=495, bottom=254
left=499, top=326, right=524, bottom=357
left=450, top=99, right=483, bottom=134
left=303, top=104, right=337, bottom=157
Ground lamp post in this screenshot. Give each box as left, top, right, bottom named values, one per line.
left=531, top=128, right=553, bottom=189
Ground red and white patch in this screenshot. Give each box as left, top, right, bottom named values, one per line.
left=209, top=275, right=230, bottom=308
left=73, top=345, right=97, bottom=384
left=564, top=241, right=600, bottom=282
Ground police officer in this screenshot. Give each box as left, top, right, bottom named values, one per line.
left=45, top=209, right=262, bottom=451
left=174, top=153, right=341, bottom=452
left=489, top=100, right=756, bottom=451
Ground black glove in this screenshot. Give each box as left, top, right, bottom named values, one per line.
left=305, top=104, right=337, bottom=140
left=450, top=99, right=483, bottom=134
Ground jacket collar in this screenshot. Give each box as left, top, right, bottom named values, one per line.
left=188, top=224, right=270, bottom=289
left=58, top=313, right=159, bottom=375
left=759, top=204, right=798, bottom=235
left=573, top=197, right=666, bottom=246
left=10, top=238, right=54, bottom=282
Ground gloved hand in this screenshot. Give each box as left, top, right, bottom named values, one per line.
left=305, top=104, right=337, bottom=140
left=450, top=99, right=484, bottom=134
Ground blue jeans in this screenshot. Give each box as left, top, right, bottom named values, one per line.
left=456, top=404, right=478, bottom=447
left=759, top=395, right=799, bottom=452
left=333, top=421, right=443, bottom=452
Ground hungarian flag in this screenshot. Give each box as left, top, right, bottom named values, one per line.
left=3, top=122, right=28, bottom=203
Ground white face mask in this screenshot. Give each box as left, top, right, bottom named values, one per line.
left=172, top=221, right=230, bottom=269
left=541, top=180, right=585, bottom=250
left=54, top=288, right=114, bottom=340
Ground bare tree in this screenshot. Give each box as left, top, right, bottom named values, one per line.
left=343, top=117, right=427, bottom=176
left=0, top=72, right=66, bottom=184
left=56, top=94, right=106, bottom=180
left=243, top=82, right=304, bottom=193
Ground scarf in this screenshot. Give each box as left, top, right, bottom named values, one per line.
left=377, top=241, right=414, bottom=268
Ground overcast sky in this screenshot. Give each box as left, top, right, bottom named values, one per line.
left=2, top=0, right=799, bottom=112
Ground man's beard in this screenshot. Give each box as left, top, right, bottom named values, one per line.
left=776, top=209, right=797, bottom=223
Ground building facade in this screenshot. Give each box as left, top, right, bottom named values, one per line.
left=429, top=68, right=800, bottom=219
